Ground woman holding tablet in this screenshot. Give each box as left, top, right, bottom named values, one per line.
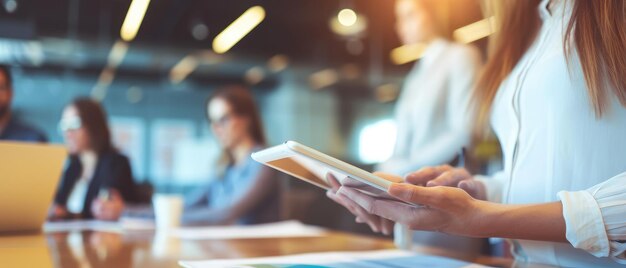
left=329, top=0, right=626, bottom=266
left=182, top=86, right=279, bottom=225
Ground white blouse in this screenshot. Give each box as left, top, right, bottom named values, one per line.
left=379, top=39, right=482, bottom=176
left=477, top=0, right=626, bottom=266
left=66, top=152, right=98, bottom=214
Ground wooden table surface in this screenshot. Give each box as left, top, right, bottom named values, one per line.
left=0, top=228, right=513, bottom=267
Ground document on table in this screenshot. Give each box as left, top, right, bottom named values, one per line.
left=170, top=220, right=326, bottom=240
left=179, top=249, right=489, bottom=268
left=43, top=218, right=155, bottom=233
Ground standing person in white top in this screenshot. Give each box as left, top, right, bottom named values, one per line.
left=377, top=0, right=482, bottom=176
left=328, top=0, right=626, bottom=266
left=329, top=0, right=484, bottom=256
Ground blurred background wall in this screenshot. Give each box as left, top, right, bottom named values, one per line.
left=1, top=0, right=497, bottom=231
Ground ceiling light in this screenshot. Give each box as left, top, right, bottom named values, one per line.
left=337, top=9, right=357, bottom=27
left=267, top=54, right=289, bottom=73
left=390, top=43, right=427, bottom=65
left=191, top=23, right=209, bottom=41
left=91, top=40, right=129, bottom=99
left=120, top=0, right=151, bottom=42
left=309, top=69, right=339, bottom=90
left=213, top=6, right=266, bottom=54
left=107, top=40, right=129, bottom=68
left=329, top=12, right=367, bottom=37
left=244, top=67, right=265, bottom=85
left=169, top=55, right=199, bottom=84
left=4, top=0, right=17, bottom=13
left=453, top=16, right=496, bottom=44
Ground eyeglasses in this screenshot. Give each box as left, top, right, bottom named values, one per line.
left=58, top=116, right=82, bottom=134
left=209, top=114, right=233, bottom=127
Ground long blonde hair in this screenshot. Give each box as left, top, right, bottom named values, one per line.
left=474, top=0, right=626, bottom=128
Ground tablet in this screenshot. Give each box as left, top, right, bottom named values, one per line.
left=251, top=140, right=393, bottom=192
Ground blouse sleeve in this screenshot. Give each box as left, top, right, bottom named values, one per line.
left=557, top=171, right=626, bottom=263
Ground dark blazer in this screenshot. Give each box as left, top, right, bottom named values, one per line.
left=54, top=150, right=136, bottom=219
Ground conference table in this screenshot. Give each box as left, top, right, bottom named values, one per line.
left=0, top=223, right=513, bottom=267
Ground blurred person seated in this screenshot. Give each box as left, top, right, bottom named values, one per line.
left=182, top=86, right=280, bottom=225
left=0, top=65, right=47, bottom=142
left=49, top=98, right=137, bottom=221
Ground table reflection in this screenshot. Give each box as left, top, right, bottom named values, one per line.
left=0, top=233, right=53, bottom=268
left=47, top=231, right=133, bottom=268
left=7, top=229, right=403, bottom=268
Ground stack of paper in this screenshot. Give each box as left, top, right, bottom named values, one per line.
left=170, top=220, right=327, bottom=240
left=179, top=249, right=488, bottom=268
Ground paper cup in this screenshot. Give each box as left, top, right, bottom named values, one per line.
left=394, top=223, right=413, bottom=250
left=152, top=194, right=183, bottom=230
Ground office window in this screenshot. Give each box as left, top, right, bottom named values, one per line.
left=358, top=119, right=396, bottom=164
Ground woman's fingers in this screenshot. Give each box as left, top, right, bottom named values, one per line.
left=426, top=169, right=466, bottom=187
left=339, top=183, right=480, bottom=235
left=341, top=177, right=387, bottom=196
left=335, top=192, right=384, bottom=233
left=327, top=190, right=383, bottom=233
left=326, top=173, right=342, bottom=192
left=91, top=193, right=125, bottom=221
left=337, top=187, right=414, bottom=222
left=340, top=176, right=369, bottom=187
left=339, top=185, right=460, bottom=232
left=387, top=183, right=447, bottom=209
left=93, top=200, right=111, bottom=219
left=381, top=218, right=395, bottom=235
left=405, top=165, right=453, bottom=186
left=458, top=180, right=487, bottom=200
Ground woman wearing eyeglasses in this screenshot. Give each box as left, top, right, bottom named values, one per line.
left=49, top=98, right=136, bottom=221
left=182, top=86, right=279, bottom=225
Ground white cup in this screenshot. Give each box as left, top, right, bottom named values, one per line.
left=394, top=223, right=413, bottom=250
left=152, top=194, right=183, bottom=230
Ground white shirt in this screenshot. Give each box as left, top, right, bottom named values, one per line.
left=379, top=39, right=482, bottom=175
left=66, top=152, right=98, bottom=214
left=477, top=0, right=626, bottom=266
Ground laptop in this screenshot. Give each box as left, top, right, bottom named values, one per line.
left=0, top=142, right=67, bottom=233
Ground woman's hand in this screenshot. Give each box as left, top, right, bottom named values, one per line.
left=48, top=204, right=70, bottom=221
left=326, top=173, right=401, bottom=235
left=405, top=165, right=487, bottom=200
left=91, top=189, right=125, bottom=221
left=337, top=182, right=489, bottom=237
